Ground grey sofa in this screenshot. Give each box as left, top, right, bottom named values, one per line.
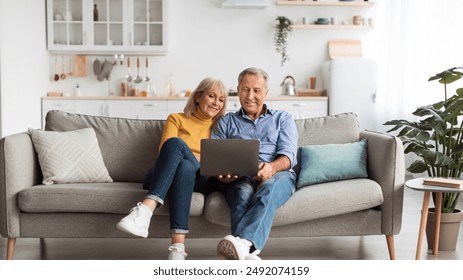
left=0, top=110, right=405, bottom=260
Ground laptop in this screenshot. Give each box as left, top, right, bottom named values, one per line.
left=200, top=139, right=260, bottom=177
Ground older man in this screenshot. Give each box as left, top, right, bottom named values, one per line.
left=212, top=67, right=298, bottom=260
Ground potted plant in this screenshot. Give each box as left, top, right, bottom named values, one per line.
left=274, top=16, right=292, bottom=67
left=384, top=67, right=463, bottom=250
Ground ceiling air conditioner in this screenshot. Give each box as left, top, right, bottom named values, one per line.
left=221, top=0, right=269, bottom=9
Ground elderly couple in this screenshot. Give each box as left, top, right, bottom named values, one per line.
left=116, top=67, right=299, bottom=260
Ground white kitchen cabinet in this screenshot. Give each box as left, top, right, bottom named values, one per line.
left=90, top=0, right=126, bottom=52
left=271, top=98, right=328, bottom=119
left=129, top=0, right=167, bottom=53
left=74, top=99, right=135, bottom=118
left=46, top=0, right=167, bottom=54
left=74, top=100, right=105, bottom=116
left=225, top=97, right=328, bottom=119
left=42, top=96, right=328, bottom=128
left=226, top=99, right=241, bottom=112
left=167, top=99, right=187, bottom=113
left=47, top=0, right=87, bottom=52
left=135, top=99, right=168, bottom=119
left=106, top=100, right=136, bottom=118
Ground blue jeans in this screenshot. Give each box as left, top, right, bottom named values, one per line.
left=143, top=137, right=206, bottom=234
left=224, top=170, right=296, bottom=251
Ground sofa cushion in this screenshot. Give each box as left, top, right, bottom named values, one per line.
left=45, top=110, right=165, bottom=183
left=297, top=139, right=368, bottom=188
left=18, top=182, right=204, bottom=216
left=294, top=113, right=360, bottom=175
left=28, top=127, right=113, bottom=185
left=204, top=178, right=383, bottom=227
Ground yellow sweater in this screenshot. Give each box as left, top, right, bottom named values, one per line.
left=159, top=108, right=213, bottom=158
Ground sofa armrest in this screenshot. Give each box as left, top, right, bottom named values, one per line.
left=360, top=130, right=405, bottom=235
left=0, top=132, right=41, bottom=238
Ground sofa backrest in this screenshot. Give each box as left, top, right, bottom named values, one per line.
left=45, top=110, right=360, bottom=182
left=293, top=112, right=360, bottom=174
left=45, top=110, right=165, bottom=183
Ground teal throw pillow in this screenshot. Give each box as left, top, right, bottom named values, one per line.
left=297, top=139, right=368, bottom=188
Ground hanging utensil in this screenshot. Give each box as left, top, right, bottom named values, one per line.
left=53, top=57, right=60, bottom=81
left=144, top=57, right=150, bottom=82
left=68, top=56, right=74, bottom=76
left=60, top=56, right=66, bottom=80
left=125, top=56, right=132, bottom=82
left=134, top=56, right=143, bottom=83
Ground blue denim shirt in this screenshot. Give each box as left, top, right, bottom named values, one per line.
left=211, top=105, right=299, bottom=168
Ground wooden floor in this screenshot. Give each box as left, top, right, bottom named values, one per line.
left=1, top=187, right=462, bottom=260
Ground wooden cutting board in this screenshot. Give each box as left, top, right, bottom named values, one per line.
left=74, top=55, right=88, bottom=77
left=297, top=89, right=326, bottom=96
left=328, top=40, right=362, bottom=59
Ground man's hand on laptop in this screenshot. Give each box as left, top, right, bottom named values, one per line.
left=215, top=162, right=274, bottom=184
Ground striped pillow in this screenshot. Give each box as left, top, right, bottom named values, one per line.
left=29, top=128, right=113, bottom=185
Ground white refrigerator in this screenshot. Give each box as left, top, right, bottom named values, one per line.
left=322, top=58, right=377, bottom=131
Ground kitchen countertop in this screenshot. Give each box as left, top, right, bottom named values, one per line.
left=42, top=95, right=328, bottom=101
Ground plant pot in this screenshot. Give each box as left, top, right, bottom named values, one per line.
left=425, top=208, right=463, bottom=251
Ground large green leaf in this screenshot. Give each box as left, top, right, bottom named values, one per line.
left=413, top=105, right=443, bottom=119
left=418, top=149, right=455, bottom=167
left=403, top=141, right=429, bottom=154
left=428, top=67, right=463, bottom=85
left=407, top=160, right=428, bottom=173
left=444, top=97, right=463, bottom=116
left=384, top=120, right=431, bottom=141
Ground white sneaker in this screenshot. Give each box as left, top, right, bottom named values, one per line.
left=116, top=202, right=152, bottom=238
left=217, top=235, right=252, bottom=260
left=168, top=243, right=188, bottom=260
left=245, top=250, right=262, bottom=260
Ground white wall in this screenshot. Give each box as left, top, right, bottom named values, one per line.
left=1, top=0, right=48, bottom=137
left=0, top=0, right=376, bottom=137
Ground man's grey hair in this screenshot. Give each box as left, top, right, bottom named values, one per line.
left=237, top=67, right=269, bottom=88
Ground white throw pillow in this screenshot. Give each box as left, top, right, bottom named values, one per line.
left=29, top=127, right=113, bottom=185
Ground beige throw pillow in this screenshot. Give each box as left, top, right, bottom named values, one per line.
left=29, top=127, right=113, bottom=185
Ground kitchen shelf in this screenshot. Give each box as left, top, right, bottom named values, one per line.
left=276, top=1, right=374, bottom=7
left=292, top=24, right=372, bottom=30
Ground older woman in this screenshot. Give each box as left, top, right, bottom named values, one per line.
left=117, top=77, right=227, bottom=260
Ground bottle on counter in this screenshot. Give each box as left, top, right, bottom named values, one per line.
left=130, top=83, right=139, bottom=96
left=75, top=83, right=81, bottom=96
left=93, top=4, right=98, bottom=21
left=150, top=83, right=158, bottom=97
left=139, top=81, right=148, bottom=97
left=167, top=72, right=176, bottom=96
left=121, top=81, right=128, bottom=96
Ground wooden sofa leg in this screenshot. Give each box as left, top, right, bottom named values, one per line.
left=6, top=238, right=16, bottom=260
left=386, top=235, right=395, bottom=260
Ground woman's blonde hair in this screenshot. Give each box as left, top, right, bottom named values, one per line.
left=184, top=77, right=227, bottom=123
